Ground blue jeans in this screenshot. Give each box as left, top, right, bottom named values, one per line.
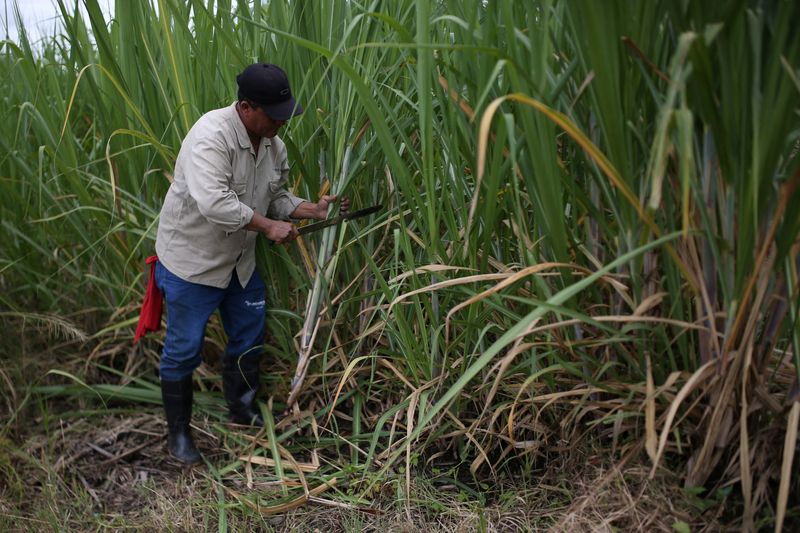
left=154, top=262, right=267, bottom=381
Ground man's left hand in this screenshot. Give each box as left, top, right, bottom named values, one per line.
left=315, top=195, right=350, bottom=219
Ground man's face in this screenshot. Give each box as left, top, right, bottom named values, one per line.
left=253, top=106, right=286, bottom=139
left=239, top=101, right=286, bottom=139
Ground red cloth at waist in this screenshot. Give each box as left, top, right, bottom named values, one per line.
left=134, top=255, right=162, bottom=344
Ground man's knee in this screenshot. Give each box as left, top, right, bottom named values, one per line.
left=160, top=351, right=202, bottom=380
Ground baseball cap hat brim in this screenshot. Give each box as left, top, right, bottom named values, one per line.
left=262, top=97, right=303, bottom=121
left=236, top=63, right=304, bottom=121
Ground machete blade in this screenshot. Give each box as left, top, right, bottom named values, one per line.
left=297, top=204, right=382, bottom=236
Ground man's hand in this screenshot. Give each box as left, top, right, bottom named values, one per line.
left=313, top=195, right=350, bottom=219
left=246, top=213, right=298, bottom=243
left=265, top=219, right=298, bottom=243
left=289, top=196, right=351, bottom=221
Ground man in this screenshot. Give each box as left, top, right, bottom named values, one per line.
left=153, top=63, right=347, bottom=464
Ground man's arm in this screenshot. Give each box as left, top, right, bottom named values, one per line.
left=290, top=195, right=349, bottom=220
left=184, top=132, right=254, bottom=232
left=248, top=195, right=350, bottom=244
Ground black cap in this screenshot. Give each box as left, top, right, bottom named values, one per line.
left=236, top=63, right=303, bottom=121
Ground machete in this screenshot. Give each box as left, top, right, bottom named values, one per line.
left=297, top=204, right=382, bottom=235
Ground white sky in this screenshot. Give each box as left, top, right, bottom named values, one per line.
left=1, top=0, right=114, bottom=45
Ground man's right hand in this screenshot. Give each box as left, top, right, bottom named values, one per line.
left=245, top=213, right=298, bottom=244
left=265, top=219, right=298, bottom=244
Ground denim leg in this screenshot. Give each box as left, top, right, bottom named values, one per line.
left=156, top=262, right=224, bottom=380
left=219, top=270, right=267, bottom=361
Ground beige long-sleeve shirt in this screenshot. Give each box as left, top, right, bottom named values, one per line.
left=155, top=102, right=305, bottom=288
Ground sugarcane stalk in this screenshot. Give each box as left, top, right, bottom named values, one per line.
left=287, top=145, right=352, bottom=408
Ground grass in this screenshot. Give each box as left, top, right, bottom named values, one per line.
left=1, top=0, right=799, bottom=529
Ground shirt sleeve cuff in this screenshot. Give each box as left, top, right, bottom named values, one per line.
left=239, top=204, right=255, bottom=230
left=268, top=194, right=306, bottom=220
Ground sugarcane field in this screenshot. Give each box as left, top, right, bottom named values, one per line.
left=2, top=0, right=799, bottom=531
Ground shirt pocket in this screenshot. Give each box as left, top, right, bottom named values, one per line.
left=267, top=167, right=286, bottom=193
left=268, top=179, right=283, bottom=195
left=230, top=152, right=252, bottom=196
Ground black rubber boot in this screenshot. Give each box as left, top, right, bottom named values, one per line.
left=161, top=376, right=202, bottom=464
left=223, top=355, right=264, bottom=426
